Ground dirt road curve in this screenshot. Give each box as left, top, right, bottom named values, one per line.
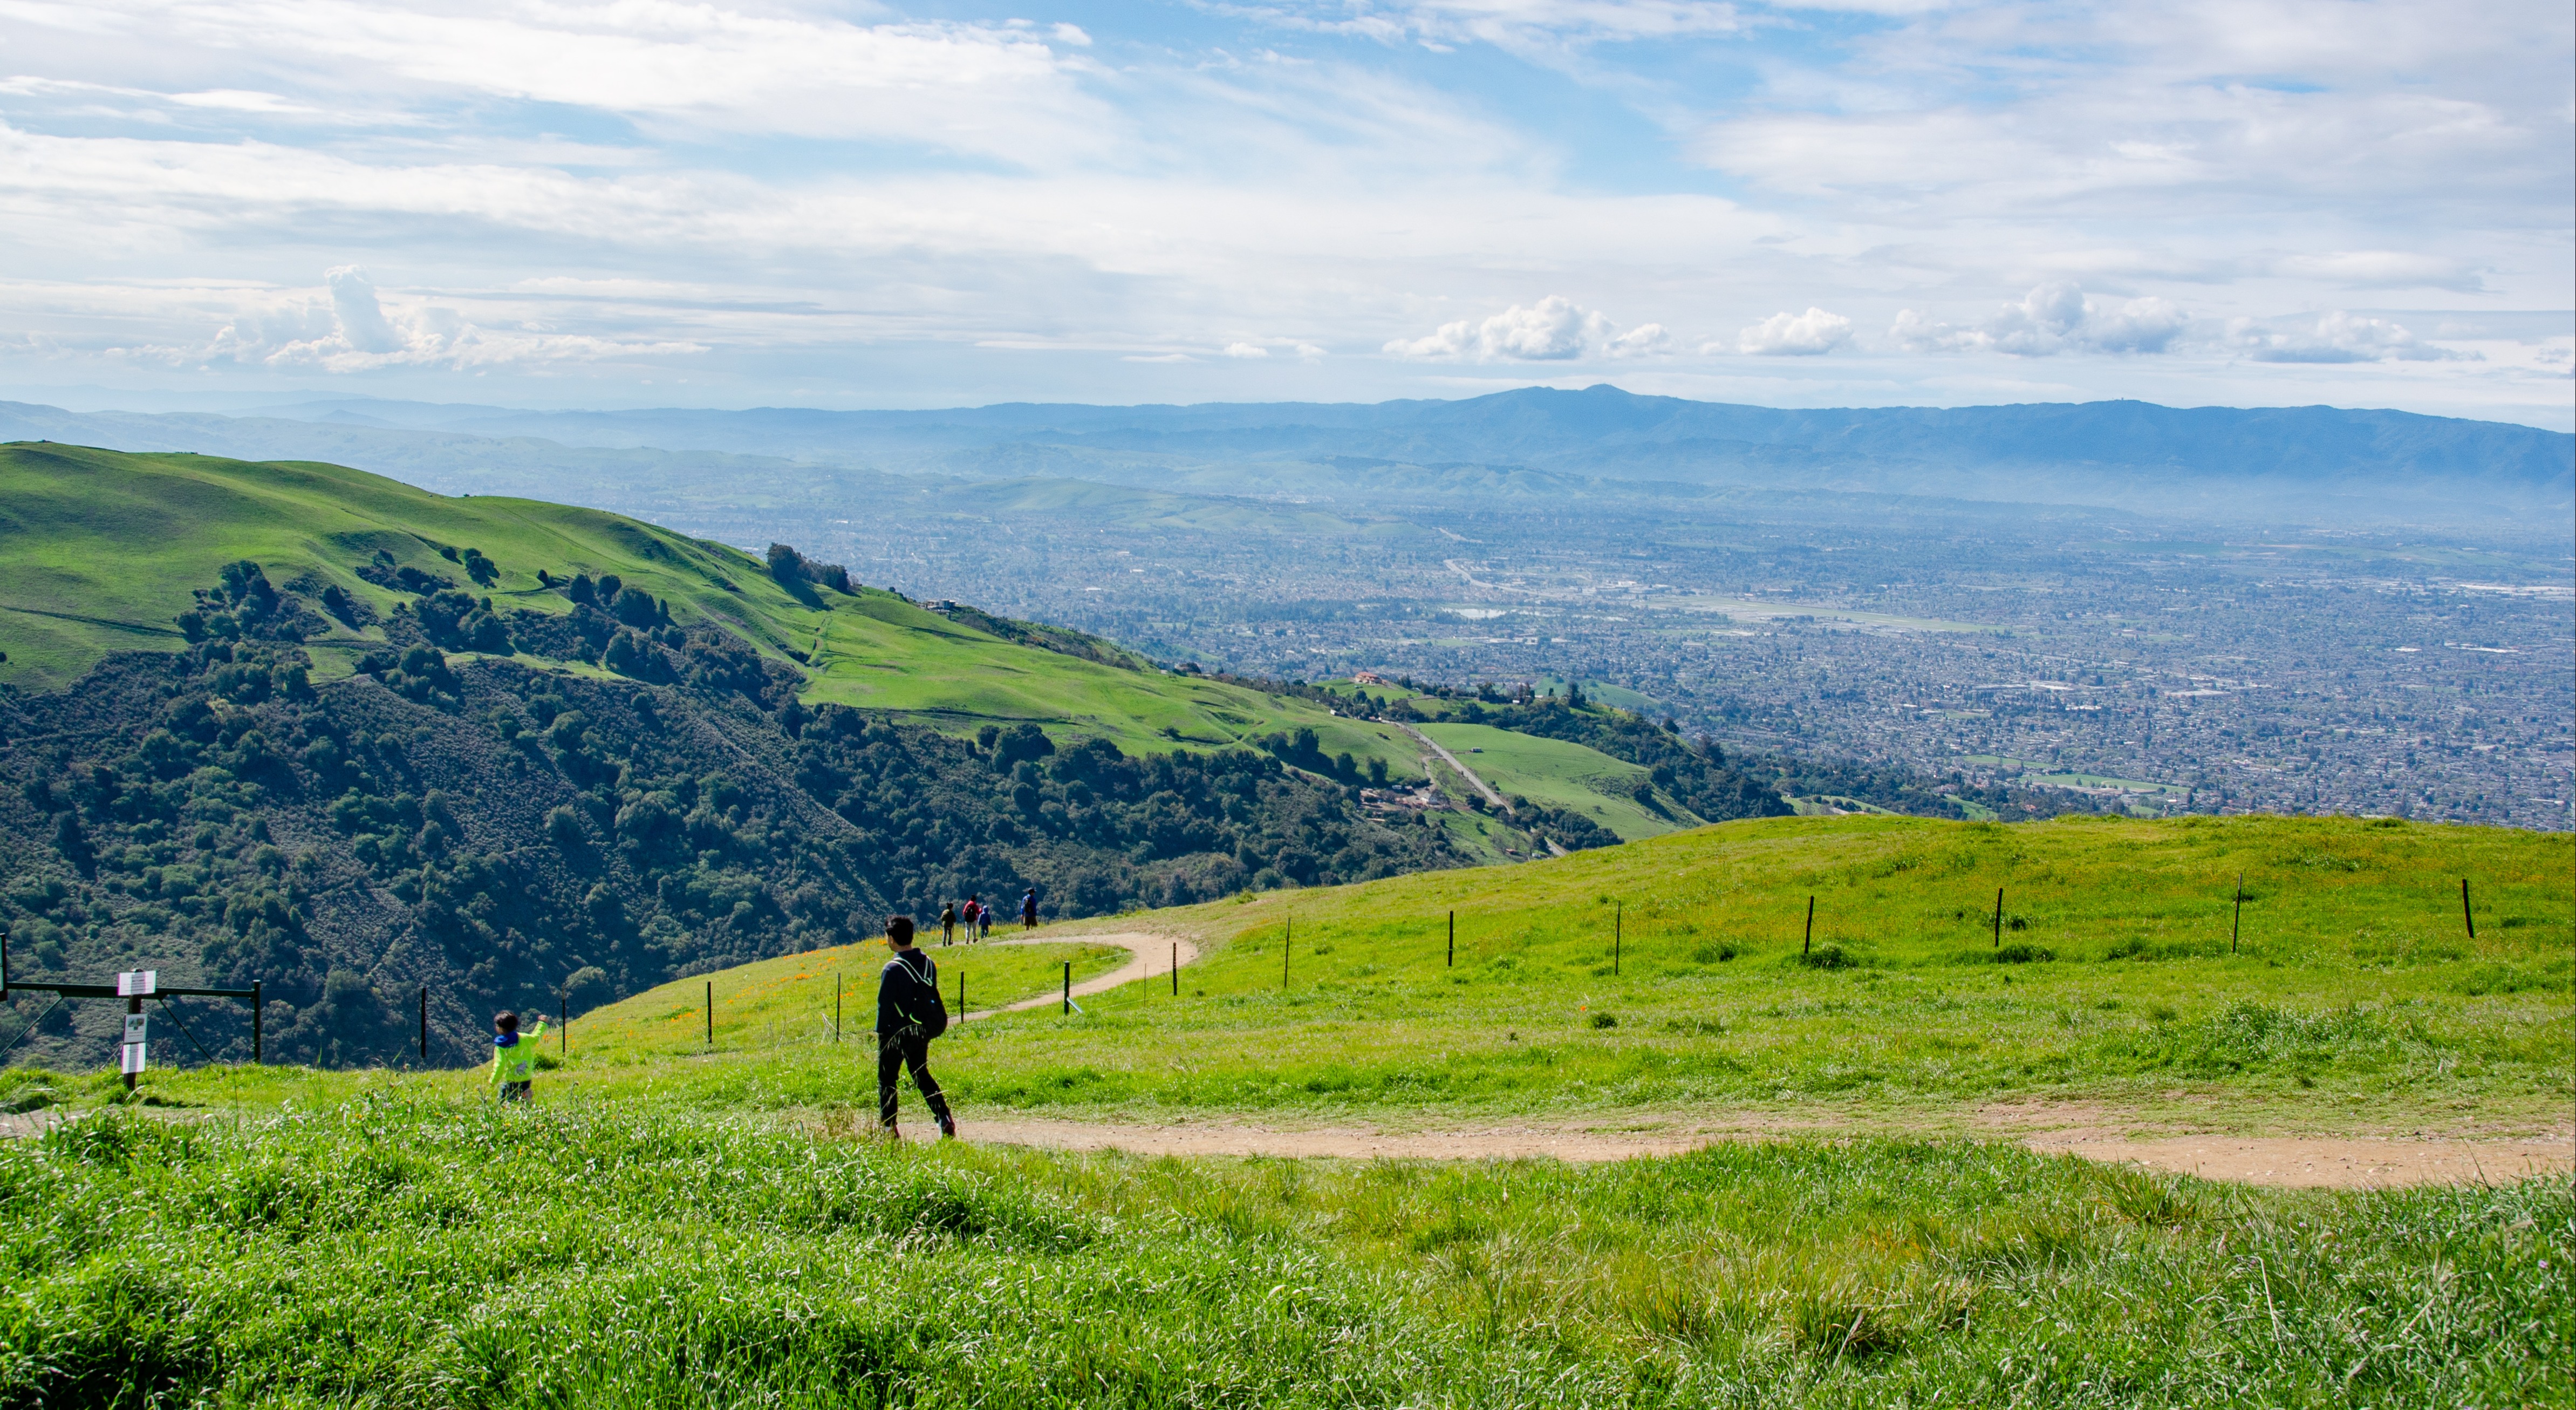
left=960, top=1116, right=2574, bottom=1189
left=955, top=931, right=1200, bottom=1020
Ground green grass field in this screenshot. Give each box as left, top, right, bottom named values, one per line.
left=0, top=443, right=1421, bottom=764
left=5, top=813, right=2571, bottom=1405
left=1419, top=721, right=1696, bottom=841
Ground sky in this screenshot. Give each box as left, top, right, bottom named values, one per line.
left=0, top=0, right=2569, bottom=426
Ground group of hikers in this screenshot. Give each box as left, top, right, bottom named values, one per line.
left=935, top=888, right=1038, bottom=945
left=491, top=886, right=1046, bottom=1141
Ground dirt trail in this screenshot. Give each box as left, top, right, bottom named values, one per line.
left=958, top=1115, right=2574, bottom=1189
left=1395, top=721, right=1507, bottom=808
left=955, top=931, right=1200, bottom=1020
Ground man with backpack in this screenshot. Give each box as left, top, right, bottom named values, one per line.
left=876, top=915, right=956, bottom=1141
left=1020, top=888, right=1039, bottom=931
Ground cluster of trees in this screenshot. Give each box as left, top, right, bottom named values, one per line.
left=767, top=543, right=854, bottom=596
left=176, top=561, right=325, bottom=646
left=1258, top=726, right=1390, bottom=788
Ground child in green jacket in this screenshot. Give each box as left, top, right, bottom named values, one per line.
left=492, top=1011, right=549, bottom=1101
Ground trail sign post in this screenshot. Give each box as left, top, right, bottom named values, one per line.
left=118, top=971, right=154, bottom=1089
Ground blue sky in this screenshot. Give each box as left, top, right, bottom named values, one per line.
left=0, top=0, right=2568, bottom=425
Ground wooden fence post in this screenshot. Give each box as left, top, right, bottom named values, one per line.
left=2461, top=878, right=2476, bottom=942
left=1803, top=896, right=1814, bottom=957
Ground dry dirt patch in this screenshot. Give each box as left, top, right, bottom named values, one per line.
left=960, top=1114, right=2574, bottom=1188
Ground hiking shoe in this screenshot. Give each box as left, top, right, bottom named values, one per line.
left=881, top=1125, right=903, bottom=1143
left=937, top=1116, right=958, bottom=1141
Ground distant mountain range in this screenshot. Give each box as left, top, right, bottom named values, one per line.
left=4, top=386, right=2569, bottom=527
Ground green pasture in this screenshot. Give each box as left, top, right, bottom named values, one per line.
left=1419, top=721, right=1698, bottom=840
left=0, top=443, right=1414, bottom=762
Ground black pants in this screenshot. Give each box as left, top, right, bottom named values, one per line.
left=878, top=1030, right=951, bottom=1129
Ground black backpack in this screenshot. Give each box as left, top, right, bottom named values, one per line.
left=893, top=950, right=949, bottom=1038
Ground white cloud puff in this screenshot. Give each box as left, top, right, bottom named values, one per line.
left=1890, top=281, right=2185, bottom=357
left=180, top=266, right=701, bottom=371
left=1384, top=295, right=1663, bottom=360
left=1735, top=306, right=1851, bottom=356
left=1223, top=342, right=1272, bottom=358
left=2226, top=311, right=2475, bottom=364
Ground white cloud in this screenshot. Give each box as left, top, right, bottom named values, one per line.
left=1384, top=295, right=1664, bottom=360
left=2227, top=311, right=2476, bottom=364
left=1736, top=306, right=1851, bottom=355
left=161, top=266, right=703, bottom=371
left=1891, top=282, right=2185, bottom=356
left=1224, top=342, right=1272, bottom=358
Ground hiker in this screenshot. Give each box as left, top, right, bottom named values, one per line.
left=976, top=901, right=993, bottom=942
left=491, top=1010, right=548, bottom=1102
left=1021, top=888, right=1039, bottom=931
left=940, top=900, right=958, bottom=946
left=876, top=916, right=956, bottom=1141
left=961, top=895, right=982, bottom=941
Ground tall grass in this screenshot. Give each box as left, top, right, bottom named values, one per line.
left=2, top=1098, right=2565, bottom=1407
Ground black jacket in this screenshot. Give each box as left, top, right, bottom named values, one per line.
left=876, top=949, right=940, bottom=1034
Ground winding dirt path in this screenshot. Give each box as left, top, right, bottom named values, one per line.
left=955, top=931, right=1200, bottom=1020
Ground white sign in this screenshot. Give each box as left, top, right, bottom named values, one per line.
left=120, top=1042, right=147, bottom=1075
left=116, top=970, right=157, bottom=997
left=124, top=1014, right=149, bottom=1045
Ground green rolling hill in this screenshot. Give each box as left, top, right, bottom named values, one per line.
left=0, top=442, right=1413, bottom=769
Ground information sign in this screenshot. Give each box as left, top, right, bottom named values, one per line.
left=116, top=970, right=158, bottom=997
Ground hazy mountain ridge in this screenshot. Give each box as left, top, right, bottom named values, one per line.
left=10, top=386, right=2566, bottom=526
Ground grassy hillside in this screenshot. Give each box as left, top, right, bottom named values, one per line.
left=136, top=812, right=2565, bottom=1134
left=969, top=813, right=2572, bottom=1130
left=1418, top=721, right=1694, bottom=841
left=0, top=442, right=1419, bottom=766
left=329, top=812, right=2567, bottom=1135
